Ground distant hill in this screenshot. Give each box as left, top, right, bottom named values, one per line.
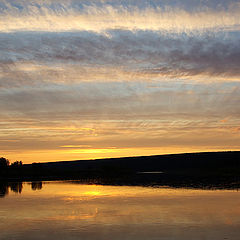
left=1, top=151, right=240, bottom=189
left=31, top=151, right=240, bottom=172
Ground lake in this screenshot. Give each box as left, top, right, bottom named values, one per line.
left=0, top=181, right=240, bottom=240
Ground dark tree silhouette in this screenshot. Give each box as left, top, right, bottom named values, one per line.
left=10, top=161, right=23, bottom=169
left=0, top=157, right=10, bottom=169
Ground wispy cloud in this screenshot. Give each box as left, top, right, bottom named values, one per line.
left=0, top=1, right=240, bottom=33
left=1, top=31, right=240, bottom=85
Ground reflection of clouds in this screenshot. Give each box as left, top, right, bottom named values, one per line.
left=1, top=183, right=240, bottom=237
left=47, top=208, right=99, bottom=221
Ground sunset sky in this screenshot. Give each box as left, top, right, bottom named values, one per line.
left=0, top=0, right=240, bottom=163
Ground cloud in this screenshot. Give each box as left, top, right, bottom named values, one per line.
left=0, top=1, right=240, bottom=33
left=0, top=81, right=239, bottom=121
left=1, top=31, right=240, bottom=86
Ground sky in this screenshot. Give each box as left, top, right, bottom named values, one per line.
left=0, top=0, right=240, bottom=163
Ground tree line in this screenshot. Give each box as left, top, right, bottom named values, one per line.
left=0, top=157, right=23, bottom=169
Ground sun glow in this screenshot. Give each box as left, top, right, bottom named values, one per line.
left=84, top=191, right=102, bottom=196
left=2, top=146, right=239, bottom=164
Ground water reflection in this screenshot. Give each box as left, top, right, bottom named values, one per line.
left=0, top=181, right=42, bottom=198
left=0, top=182, right=8, bottom=198
left=31, top=181, right=43, bottom=191
left=1, top=179, right=240, bottom=198
left=0, top=181, right=240, bottom=240
left=9, top=182, right=23, bottom=194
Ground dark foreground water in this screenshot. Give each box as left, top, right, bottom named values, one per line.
left=0, top=181, right=240, bottom=240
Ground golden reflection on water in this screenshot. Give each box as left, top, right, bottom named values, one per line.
left=0, top=181, right=240, bottom=240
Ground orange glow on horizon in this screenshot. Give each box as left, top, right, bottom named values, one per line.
left=2, top=147, right=240, bottom=164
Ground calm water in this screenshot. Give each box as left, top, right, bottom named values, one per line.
left=0, top=181, right=240, bottom=240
